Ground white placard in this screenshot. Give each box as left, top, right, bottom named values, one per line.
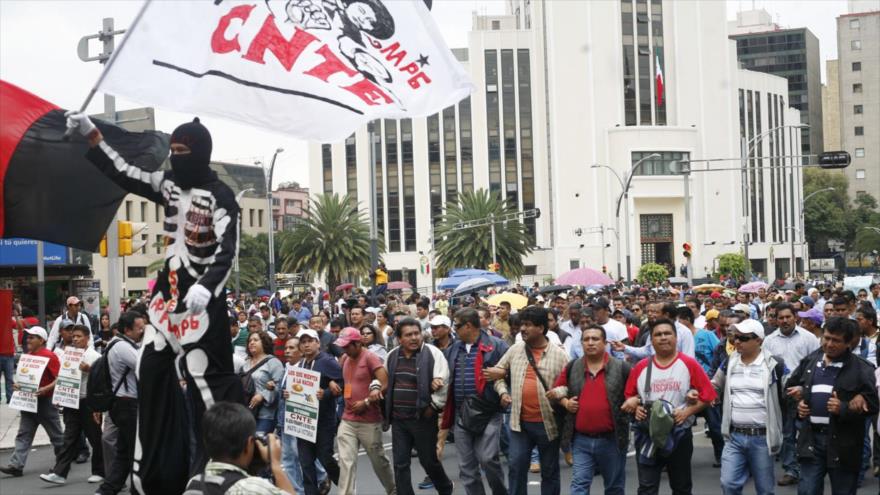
left=284, top=366, right=321, bottom=443
left=52, top=347, right=85, bottom=409
left=9, top=354, right=50, bottom=413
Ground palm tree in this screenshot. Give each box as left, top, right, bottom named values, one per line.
left=434, top=189, right=533, bottom=279
left=279, top=193, right=376, bottom=292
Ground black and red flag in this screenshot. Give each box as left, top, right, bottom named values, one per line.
left=0, top=80, right=169, bottom=251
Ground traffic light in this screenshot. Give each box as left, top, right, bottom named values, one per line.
left=818, top=151, right=851, bottom=169
left=98, top=221, right=148, bottom=257
left=682, top=242, right=692, bottom=258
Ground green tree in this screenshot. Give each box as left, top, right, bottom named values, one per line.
left=803, top=168, right=850, bottom=255
left=279, top=193, right=375, bottom=292
left=637, top=263, right=668, bottom=286
left=238, top=233, right=269, bottom=292
left=716, top=252, right=748, bottom=280
left=434, top=189, right=534, bottom=279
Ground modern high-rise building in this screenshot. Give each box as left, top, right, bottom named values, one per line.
left=836, top=9, right=879, bottom=199
left=309, top=1, right=803, bottom=290
left=822, top=60, right=842, bottom=153
left=729, top=10, right=824, bottom=162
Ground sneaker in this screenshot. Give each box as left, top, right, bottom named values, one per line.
left=529, top=463, right=540, bottom=473
left=87, top=474, right=105, bottom=483
left=418, top=476, right=434, bottom=489
left=76, top=451, right=90, bottom=464
left=0, top=465, right=23, bottom=477
left=40, top=473, right=67, bottom=485
left=777, top=474, right=798, bottom=486
left=318, top=479, right=331, bottom=495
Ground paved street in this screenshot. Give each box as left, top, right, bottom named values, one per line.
left=0, top=424, right=846, bottom=495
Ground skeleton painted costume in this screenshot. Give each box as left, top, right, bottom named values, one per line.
left=83, top=118, right=241, bottom=494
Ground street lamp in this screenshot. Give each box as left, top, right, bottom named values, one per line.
left=799, top=186, right=835, bottom=277
left=235, top=187, right=257, bottom=300
left=591, top=152, right=660, bottom=282
left=740, top=124, right=809, bottom=280
left=262, top=148, right=284, bottom=295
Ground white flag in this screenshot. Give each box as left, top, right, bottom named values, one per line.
left=97, top=0, right=473, bottom=142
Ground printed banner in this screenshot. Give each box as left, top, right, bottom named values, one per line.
left=52, top=347, right=85, bottom=409
left=96, top=0, right=472, bottom=142
left=9, top=354, right=49, bottom=413
left=284, top=366, right=321, bottom=442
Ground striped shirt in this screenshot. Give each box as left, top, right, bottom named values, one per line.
left=762, top=326, right=819, bottom=381
left=392, top=355, right=419, bottom=419
left=808, top=358, right=843, bottom=425
left=729, top=353, right=769, bottom=426
left=454, top=343, right=479, bottom=409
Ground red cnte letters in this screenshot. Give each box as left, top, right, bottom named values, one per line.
left=243, top=15, right=318, bottom=71
left=304, top=45, right=358, bottom=82
left=211, top=4, right=256, bottom=54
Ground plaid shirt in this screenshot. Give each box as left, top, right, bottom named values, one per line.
left=494, top=340, right=569, bottom=440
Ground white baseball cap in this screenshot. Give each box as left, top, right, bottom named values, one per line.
left=24, top=326, right=49, bottom=341
left=732, top=319, right=765, bottom=339
left=732, top=303, right=752, bottom=314
left=429, top=315, right=452, bottom=328
left=298, top=329, right=320, bottom=341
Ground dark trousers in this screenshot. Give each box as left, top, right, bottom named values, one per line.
left=391, top=414, right=453, bottom=495
left=298, top=420, right=340, bottom=495
left=98, top=398, right=137, bottom=495
left=636, top=429, right=694, bottom=495
left=53, top=405, right=104, bottom=478
left=509, top=421, right=561, bottom=495
left=798, top=431, right=859, bottom=495
left=705, top=404, right=724, bottom=462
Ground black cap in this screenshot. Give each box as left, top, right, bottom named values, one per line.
left=590, top=297, right=611, bottom=310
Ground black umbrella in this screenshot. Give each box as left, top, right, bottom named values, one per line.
left=539, top=284, right=573, bottom=294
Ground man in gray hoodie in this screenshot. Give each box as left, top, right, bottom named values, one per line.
left=711, top=319, right=785, bottom=495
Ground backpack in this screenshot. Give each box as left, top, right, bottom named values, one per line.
left=182, top=469, right=247, bottom=495
left=86, top=338, right=134, bottom=412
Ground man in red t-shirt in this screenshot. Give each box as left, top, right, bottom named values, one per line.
left=621, top=318, right=716, bottom=495
left=0, top=327, right=64, bottom=477
left=334, top=327, right=394, bottom=495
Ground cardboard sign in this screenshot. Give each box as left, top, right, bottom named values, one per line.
left=284, top=366, right=321, bottom=443
left=9, top=354, right=50, bottom=413
left=52, top=347, right=85, bottom=409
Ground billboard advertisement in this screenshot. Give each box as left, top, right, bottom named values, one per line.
left=0, top=238, right=69, bottom=266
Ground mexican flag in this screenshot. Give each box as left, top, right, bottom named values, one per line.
left=655, top=47, right=664, bottom=107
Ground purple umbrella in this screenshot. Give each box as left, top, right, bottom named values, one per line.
left=739, top=281, right=768, bottom=293
left=554, top=268, right=614, bottom=287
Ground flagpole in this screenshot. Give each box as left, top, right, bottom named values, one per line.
left=66, top=0, right=153, bottom=125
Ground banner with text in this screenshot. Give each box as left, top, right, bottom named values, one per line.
left=52, top=347, right=85, bottom=409
left=284, top=366, right=321, bottom=443
left=9, top=354, right=50, bottom=413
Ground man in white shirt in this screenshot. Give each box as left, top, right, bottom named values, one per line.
left=47, top=297, right=92, bottom=350
left=590, top=298, right=628, bottom=360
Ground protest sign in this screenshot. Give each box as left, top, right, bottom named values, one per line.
left=284, top=366, right=321, bottom=442
left=53, top=347, right=85, bottom=409
left=9, top=354, right=50, bottom=413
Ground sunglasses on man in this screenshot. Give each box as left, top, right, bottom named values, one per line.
left=734, top=333, right=758, bottom=342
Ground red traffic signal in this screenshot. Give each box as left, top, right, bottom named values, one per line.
left=683, top=242, right=692, bottom=258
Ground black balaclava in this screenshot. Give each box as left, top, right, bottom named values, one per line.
left=170, top=117, right=215, bottom=189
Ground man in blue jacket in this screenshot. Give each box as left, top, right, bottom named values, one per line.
left=441, top=308, right=509, bottom=495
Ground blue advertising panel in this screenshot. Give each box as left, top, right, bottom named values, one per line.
left=0, top=238, right=69, bottom=266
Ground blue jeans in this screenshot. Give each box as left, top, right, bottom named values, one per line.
left=782, top=401, right=800, bottom=478
left=281, top=432, right=305, bottom=495
left=509, top=421, right=560, bottom=495
left=570, top=433, right=626, bottom=495
left=0, top=355, right=14, bottom=404
left=720, top=432, right=775, bottom=495
left=255, top=417, right=276, bottom=435
left=797, top=431, right=858, bottom=495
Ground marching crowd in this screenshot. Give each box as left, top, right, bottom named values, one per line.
left=1, top=281, right=879, bottom=495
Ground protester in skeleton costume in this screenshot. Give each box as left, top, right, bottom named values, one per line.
left=66, top=112, right=241, bottom=494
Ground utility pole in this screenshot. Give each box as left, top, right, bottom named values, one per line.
left=683, top=164, right=693, bottom=286
left=264, top=149, right=284, bottom=296
left=368, top=129, right=379, bottom=305
left=740, top=136, right=751, bottom=281
left=36, top=242, right=45, bottom=325
left=234, top=188, right=256, bottom=300
left=78, top=18, right=126, bottom=323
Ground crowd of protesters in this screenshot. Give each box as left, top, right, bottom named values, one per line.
left=0, top=279, right=878, bottom=495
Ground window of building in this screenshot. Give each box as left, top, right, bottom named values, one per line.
left=621, top=0, right=664, bottom=126
left=368, top=121, right=384, bottom=237
left=854, top=104, right=863, bottom=114
left=569, top=259, right=580, bottom=270
left=127, top=266, right=147, bottom=279
left=501, top=49, right=518, bottom=207
left=459, top=96, right=474, bottom=191
left=518, top=48, right=536, bottom=241
left=853, top=83, right=863, bottom=93
left=855, top=126, right=864, bottom=136
left=401, top=119, right=416, bottom=252
left=443, top=105, right=458, bottom=206
left=140, top=201, right=147, bottom=222
left=258, top=209, right=263, bottom=228
left=249, top=209, right=254, bottom=227
left=156, top=234, right=163, bottom=254
left=850, top=18, right=860, bottom=29
left=485, top=50, right=502, bottom=194
left=385, top=120, right=400, bottom=251
left=155, top=203, right=161, bottom=223
left=344, top=135, right=357, bottom=207
left=632, top=151, right=690, bottom=176
left=855, top=147, right=865, bottom=157
left=856, top=169, right=866, bottom=179
left=491, top=20, right=500, bottom=30
left=140, top=234, right=148, bottom=254
left=851, top=40, right=861, bottom=50
left=524, top=265, right=537, bottom=276
left=321, top=144, right=332, bottom=195
left=427, top=114, right=442, bottom=228
left=852, top=61, right=861, bottom=71
left=125, top=200, right=132, bottom=221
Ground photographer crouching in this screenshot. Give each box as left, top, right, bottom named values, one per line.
left=184, top=402, right=295, bottom=494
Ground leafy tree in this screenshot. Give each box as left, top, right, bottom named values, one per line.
left=803, top=168, right=850, bottom=255
left=237, top=233, right=269, bottom=292
left=716, top=252, right=748, bottom=280
left=434, top=189, right=534, bottom=279
left=279, top=193, right=375, bottom=293
left=637, top=263, right=668, bottom=286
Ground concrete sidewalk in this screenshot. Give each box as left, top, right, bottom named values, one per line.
left=0, top=402, right=51, bottom=450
